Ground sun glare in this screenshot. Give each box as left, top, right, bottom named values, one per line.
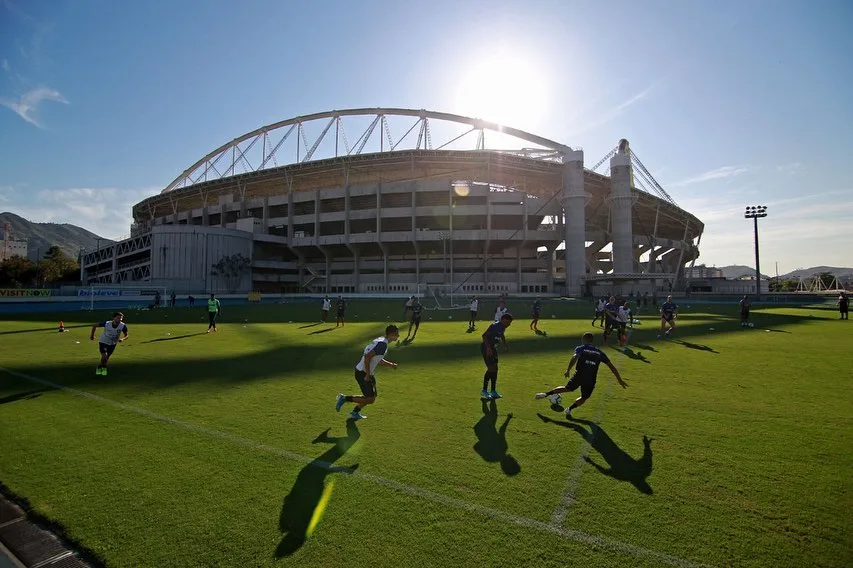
left=454, top=50, right=550, bottom=130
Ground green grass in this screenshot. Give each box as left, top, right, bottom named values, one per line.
left=0, top=300, right=851, bottom=568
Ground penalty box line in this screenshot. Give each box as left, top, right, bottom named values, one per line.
left=0, top=367, right=713, bottom=568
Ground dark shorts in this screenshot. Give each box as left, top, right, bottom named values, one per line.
left=354, top=369, right=377, bottom=398
left=604, top=318, right=616, bottom=332
left=98, top=342, right=116, bottom=357
left=532, top=311, right=541, bottom=319
left=470, top=310, right=477, bottom=318
left=481, top=343, right=498, bottom=367
left=662, top=313, right=674, bottom=323
left=741, top=309, right=750, bottom=318
left=337, top=310, right=345, bottom=318
left=566, top=374, right=596, bottom=399
left=208, top=312, right=218, bottom=323
left=411, top=315, right=421, bottom=325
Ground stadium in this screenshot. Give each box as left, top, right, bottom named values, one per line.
left=80, top=108, right=704, bottom=298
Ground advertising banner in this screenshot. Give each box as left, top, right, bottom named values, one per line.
left=0, top=289, right=52, bottom=298
left=78, top=289, right=121, bottom=297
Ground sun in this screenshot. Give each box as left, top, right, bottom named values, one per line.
left=454, top=49, right=550, bottom=130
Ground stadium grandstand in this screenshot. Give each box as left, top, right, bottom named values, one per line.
left=80, top=108, right=704, bottom=298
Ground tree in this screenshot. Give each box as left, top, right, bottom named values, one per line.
left=210, top=253, right=251, bottom=293
left=0, top=255, right=37, bottom=288
left=39, top=246, right=79, bottom=284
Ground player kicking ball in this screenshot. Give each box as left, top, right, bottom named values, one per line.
left=335, top=325, right=400, bottom=420
left=90, top=312, right=128, bottom=376
left=535, top=332, right=627, bottom=419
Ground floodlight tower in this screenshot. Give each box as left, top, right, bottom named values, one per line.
left=744, top=205, right=768, bottom=299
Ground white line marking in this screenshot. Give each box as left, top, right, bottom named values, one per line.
left=0, top=367, right=714, bottom=568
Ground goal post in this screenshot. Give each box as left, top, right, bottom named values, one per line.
left=417, top=283, right=471, bottom=311
left=80, top=284, right=170, bottom=311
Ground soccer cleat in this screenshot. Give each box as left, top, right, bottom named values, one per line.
left=101, top=368, right=108, bottom=376
left=335, top=394, right=346, bottom=412
left=534, top=392, right=548, bottom=399
left=95, top=368, right=102, bottom=375
left=481, top=389, right=491, bottom=398
left=489, top=390, right=502, bottom=399
left=564, top=407, right=573, bottom=419
left=349, top=411, right=366, bottom=420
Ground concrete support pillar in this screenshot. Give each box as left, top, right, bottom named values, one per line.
left=609, top=139, right=635, bottom=274
left=262, top=197, right=269, bottom=234
left=110, top=250, right=118, bottom=283
left=315, top=191, right=321, bottom=238
left=378, top=242, right=389, bottom=292
left=545, top=245, right=555, bottom=292
left=561, top=148, right=587, bottom=296
left=516, top=247, right=522, bottom=293
left=202, top=207, right=209, bottom=227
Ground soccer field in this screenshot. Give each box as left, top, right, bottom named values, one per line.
left=0, top=301, right=850, bottom=568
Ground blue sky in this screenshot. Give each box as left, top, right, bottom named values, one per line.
left=1, top=0, right=851, bottom=274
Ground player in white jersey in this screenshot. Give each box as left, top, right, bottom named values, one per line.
left=468, top=296, right=479, bottom=329
left=89, top=312, right=128, bottom=376
left=494, top=305, right=508, bottom=323
left=616, top=304, right=631, bottom=346
left=335, top=325, right=400, bottom=420
left=321, top=296, right=331, bottom=322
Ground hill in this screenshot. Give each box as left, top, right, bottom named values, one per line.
left=779, top=266, right=853, bottom=280
left=0, top=212, right=113, bottom=260
left=717, top=265, right=772, bottom=280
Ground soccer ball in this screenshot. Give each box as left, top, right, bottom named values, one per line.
left=548, top=393, right=563, bottom=406
left=748, top=322, right=754, bottom=328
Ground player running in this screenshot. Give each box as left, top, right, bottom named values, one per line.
left=658, top=295, right=678, bottom=338
left=207, top=293, right=221, bottom=333
left=405, top=298, right=423, bottom=341
left=602, top=296, right=619, bottom=347
left=335, top=325, right=400, bottom=420
left=739, top=295, right=751, bottom=327
left=530, top=297, right=542, bottom=332
left=481, top=313, right=513, bottom=399
left=90, top=312, right=128, bottom=376
left=535, top=332, right=627, bottom=419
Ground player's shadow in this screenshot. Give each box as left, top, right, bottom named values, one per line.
left=630, top=342, right=657, bottom=352
left=617, top=347, right=651, bottom=364
left=307, top=328, right=335, bottom=335
left=140, top=332, right=206, bottom=344
left=671, top=339, right=718, bottom=354
left=536, top=414, right=653, bottom=494
left=473, top=399, right=521, bottom=477
left=276, top=421, right=360, bottom=557
left=0, top=389, right=53, bottom=405
left=299, top=323, right=321, bottom=329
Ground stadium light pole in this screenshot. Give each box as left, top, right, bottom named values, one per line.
left=744, top=205, right=767, bottom=300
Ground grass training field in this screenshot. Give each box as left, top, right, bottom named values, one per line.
left=0, top=299, right=850, bottom=568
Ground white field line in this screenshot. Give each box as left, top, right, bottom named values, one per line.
left=0, top=367, right=714, bottom=568
left=549, top=380, right=614, bottom=526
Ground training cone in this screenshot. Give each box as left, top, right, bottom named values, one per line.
left=58, top=321, right=66, bottom=332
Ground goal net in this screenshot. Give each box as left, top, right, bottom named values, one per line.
left=80, top=284, right=170, bottom=311
left=417, top=284, right=470, bottom=312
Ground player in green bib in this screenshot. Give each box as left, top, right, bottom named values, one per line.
left=207, top=293, right=221, bottom=333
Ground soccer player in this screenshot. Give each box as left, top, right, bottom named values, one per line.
left=481, top=313, right=513, bottom=399
left=530, top=297, right=542, bottom=332
left=335, top=295, right=347, bottom=327
left=535, top=332, right=628, bottom=419
left=837, top=292, right=848, bottom=320
left=602, top=296, right=619, bottom=347
left=494, top=303, right=508, bottom=323
left=658, top=295, right=678, bottom=338
left=592, top=296, right=606, bottom=327
left=616, top=303, right=631, bottom=346
left=403, top=295, right=415, bottom=320
left=739, top=295, right=751, bottom=327
left=468, top=296, right=479, bottom=328
left=335, top=325, right=400, bottom=420
left=321, top=296, right=331, bottom=323
left=405, top=298, right=423, bottom=341
left=207, top=293, right=221, bottom=333
left=89, top=312, right=128, bottom=376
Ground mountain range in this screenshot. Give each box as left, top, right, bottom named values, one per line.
left=717, top=265, right=853, bottom=280
left=0, top=212, right=113, bottom=261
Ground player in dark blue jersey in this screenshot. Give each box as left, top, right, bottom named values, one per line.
left=602, top=295, right=620, bottom=346
left=480, top=313, right=513, bottom=399
left=535, top=332, right=627, bottom=418
left=739, top=295, right=751, bottom=327
left=404, top=299, right=424, bottom=341
left=335, top=295, right=347, bottom=328
left=530, top=297, right=542, bottom=332
left=658, top=295, right=678, bottom=338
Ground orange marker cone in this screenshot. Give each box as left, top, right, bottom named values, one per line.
left=58, top=321, right=66, bottom=332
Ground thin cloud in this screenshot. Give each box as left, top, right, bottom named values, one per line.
left=0, top=59, right=8, bottom=73
left=775, top=162, right=801, bottom=176
left=668, top=165, right=750, bottom=188
left=570, top=83, right=657, bottom=136
left=0, top=86, right=69, bottom=128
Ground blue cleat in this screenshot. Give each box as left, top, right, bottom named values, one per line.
left=335, top=393, right=346, bottom=412
left=349, top=411, right=366, bottom=420
left=489, top=390, right=502, bottom=399
left=480, top=389, right=491, bottom=399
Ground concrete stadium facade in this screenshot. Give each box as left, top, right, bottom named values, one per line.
left=80, top=109, right=704, bottom=296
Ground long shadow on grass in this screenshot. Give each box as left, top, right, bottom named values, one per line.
left=537, top=414, right=653, bottom=494
left=276, top=420, right=360, bottom=557
left=140, top=332, right=207, bottom=344
left=473, top=399, right=521, bottom=476
left=0, top=324, right=90, bottom=336
left=0, top=388, right=54, bottom=405
left=3, top=310, right=819, bottom=392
